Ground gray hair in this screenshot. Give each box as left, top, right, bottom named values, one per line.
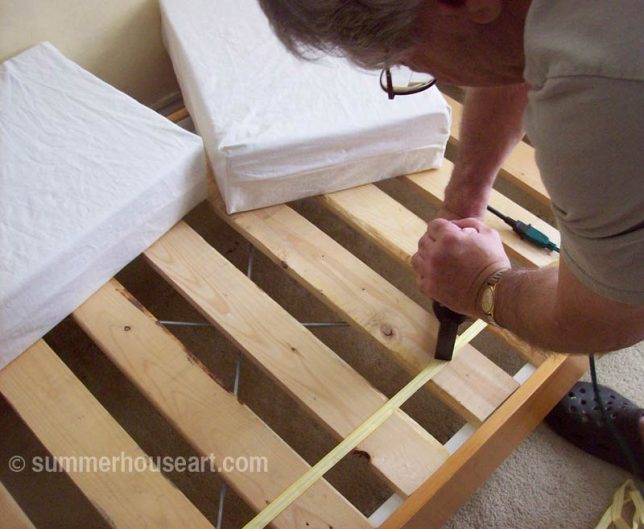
left=257, top=0, right=425, bottom=70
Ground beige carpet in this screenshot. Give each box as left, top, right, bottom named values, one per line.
left=444, top=345, right=643, bottom=529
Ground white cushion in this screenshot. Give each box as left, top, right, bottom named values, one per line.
left=160, top=0, right=451, bottom=213
left=0, top=43, right=209, bottom=368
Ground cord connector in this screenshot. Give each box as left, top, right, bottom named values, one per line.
left=486, top=205, right=560, bottom=253
left=513, top=220, right=560, bottom=253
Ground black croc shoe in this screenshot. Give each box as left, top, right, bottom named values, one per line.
left=545, top=382, right=644, bottom=480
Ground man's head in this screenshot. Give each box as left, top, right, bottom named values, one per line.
left=259, top=0, right=530, bottom=86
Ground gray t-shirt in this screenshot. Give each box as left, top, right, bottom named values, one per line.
left=523, top=0, right=644, bottom=304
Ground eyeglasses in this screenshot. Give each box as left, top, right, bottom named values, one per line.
left=380, top=66, right=436, bottom=100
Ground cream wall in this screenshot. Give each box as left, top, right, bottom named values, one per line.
left=0, top=0, right=180, bottom=106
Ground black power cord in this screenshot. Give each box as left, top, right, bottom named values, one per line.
left=487, top=205, right=560, bottom=253
left=589, top=354, right=644, bottom=493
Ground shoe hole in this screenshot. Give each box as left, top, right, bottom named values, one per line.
left=579, top=387, right=586, bottom=394
left=570, top=406, right=577, bottom=413
left=593, top=406, right=600, bottom=411
left=611, top=413, right=617, bottom=419
left=568, top=392, right=576, bottom=399
left=581, top=399, right=587, bottom=406
left=609, top=394, right=616, bottom=400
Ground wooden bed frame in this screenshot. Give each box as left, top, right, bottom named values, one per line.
left=0, top=93, right=588, bottom=529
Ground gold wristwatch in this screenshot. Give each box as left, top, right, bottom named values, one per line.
left=478, top=269, right=509, bottom=326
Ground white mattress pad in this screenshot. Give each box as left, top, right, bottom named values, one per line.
left=0, top=43, right=208, bottom=369
left=160, top=0, right=451, bottom=213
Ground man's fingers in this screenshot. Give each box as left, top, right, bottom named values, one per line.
left=426, top=218, right=461, bottom=239
left=411, top=252, right=423, bottom=273
left=452, top=217, right=486, bottom=232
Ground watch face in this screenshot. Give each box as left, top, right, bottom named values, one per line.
left=481, top=287, right=494, bottom=315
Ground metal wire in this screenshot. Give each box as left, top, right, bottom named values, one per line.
left=302, top=322, right=348, bottom=328
left=247, top=243, right=255, bottom=279
left=216, top=244, right=254, bottom=526
left=216, top=484, right=228, bottom=528
left=158, top=320, right=211, bottom=327
left=162, top=242, right=350, bottom=526
left=161, top=320, right=348, bottom=328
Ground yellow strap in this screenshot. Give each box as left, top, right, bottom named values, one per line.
left=594, top=480, right=644, bottom=529
left=243, top=319, right=488, bottom=529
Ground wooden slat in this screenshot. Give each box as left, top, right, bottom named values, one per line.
left=73, top=280, right=370, bottom=529
left=0, top=482, right=36, bottom=529
left=144, top=221, right=448, bottom=497
left=382, top=353, right=588, bottom=529
left=166, top=107, right=189, bottom=123
left=210, top=185, right=518, bottom=426
left=321, top=167, right=558, bottom=270
left=319, top=184, right=423, bottom=268
left=403, top=161, right=559, bottom=268
left=0, top=341, right=213, bottom=529
left=320, top=180, right=550, bottom=365
left=443, top=94, right=550, bottom=206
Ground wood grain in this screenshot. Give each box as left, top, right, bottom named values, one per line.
left=73, top=280, right=370, bottom=529
left=320, top=178, right=552, bottom=365
left=0, top=340, right=214, bottom=529
left=210, top=185, right=518, bottom=426
left=0, top=482, right=36, bottom=529
left=144, top=221, right=448, bottom=497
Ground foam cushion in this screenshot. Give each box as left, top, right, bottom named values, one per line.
left=0, top=43, right=208, bottom=368
left=160, top=0, right=451, bottom=213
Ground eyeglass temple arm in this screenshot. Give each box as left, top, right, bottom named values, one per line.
left=386, top=69, right=395, bottom=100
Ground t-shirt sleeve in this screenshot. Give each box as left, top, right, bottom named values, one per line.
left=525, top=76, right=644, bottom=304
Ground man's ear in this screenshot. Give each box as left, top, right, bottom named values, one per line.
left=464, top=0, right=502, bottom=24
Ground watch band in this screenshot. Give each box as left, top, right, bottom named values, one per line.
left=478, top=268, right=510, bottom=326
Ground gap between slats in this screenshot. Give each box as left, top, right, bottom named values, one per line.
left=0, top=340, right=214, bottom=529
left=209, top=182, right=518, bottom=427
left=144, top=221, right=449, bottom=497
left=73, top=279, right=370, bottom=529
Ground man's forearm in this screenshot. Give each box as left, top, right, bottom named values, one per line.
left=445, top=83, right=529, bottom=217
left=492, top=267, right=566, bottom=351
left=493, top=267, right=639, bottom=354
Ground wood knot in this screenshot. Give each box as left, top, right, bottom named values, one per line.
left=123, top=325, right=131, bottom=332
left=380, top=323, right=394, bottom=337
left=351, top=449, right=371, bottom=462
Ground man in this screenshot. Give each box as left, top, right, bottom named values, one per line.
left=258, top=0, right=643, bottom=477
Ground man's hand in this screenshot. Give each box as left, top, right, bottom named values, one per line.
left=411, top=217, right=510, bottom=317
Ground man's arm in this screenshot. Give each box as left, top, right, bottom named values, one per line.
left=412, top=218, right=644, bottom=354
left=494, top=260, right=644, bottom=354
left=442, top=83, right=529, bottom=219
